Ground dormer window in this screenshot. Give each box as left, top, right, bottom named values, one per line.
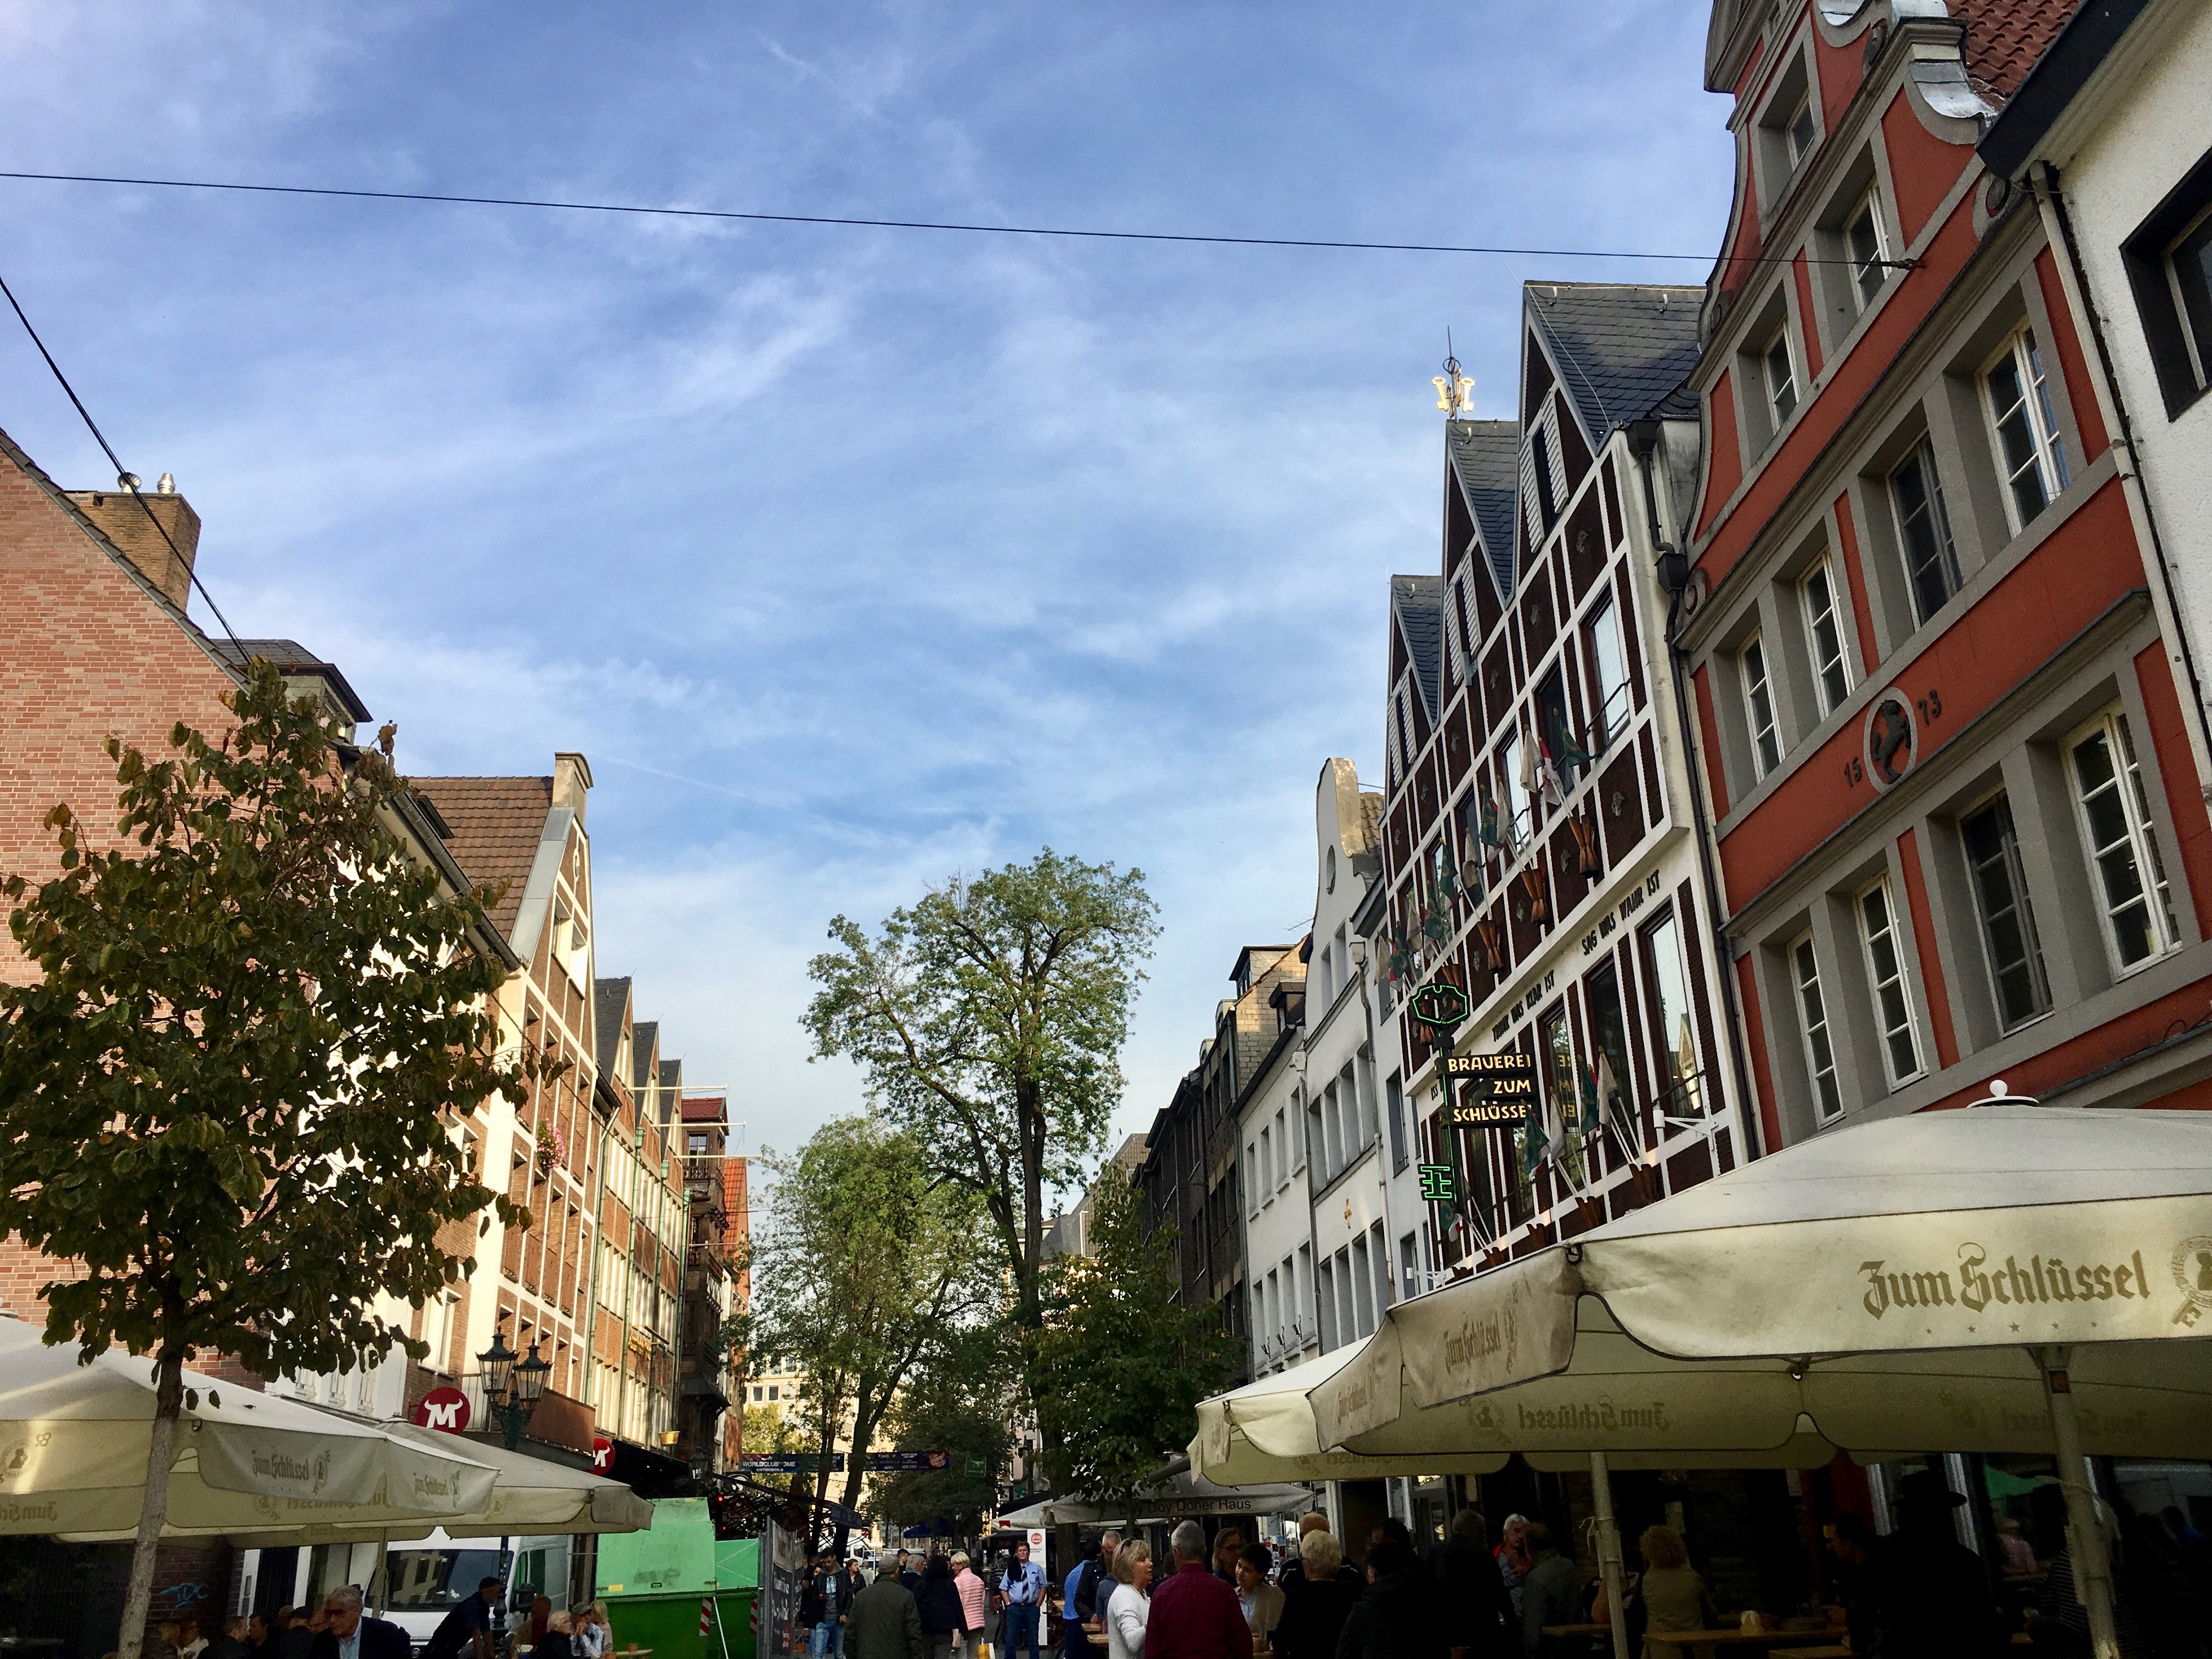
left=1755, top=55, right=1818, bottom=206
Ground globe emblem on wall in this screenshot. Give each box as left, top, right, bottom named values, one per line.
left=1864, top=691, right=1918, bottom=790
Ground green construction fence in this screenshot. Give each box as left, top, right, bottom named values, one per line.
left=597, top=1498, right=758, bottom=1659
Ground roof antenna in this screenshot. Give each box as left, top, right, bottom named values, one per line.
left=1432, top=330, right=1474, bottom=420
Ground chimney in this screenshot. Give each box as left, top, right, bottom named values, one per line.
left=67, top=483, right=202, bottom=613
left=553, top=752, right=594, bottom=824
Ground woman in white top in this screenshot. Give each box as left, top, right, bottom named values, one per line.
left=1105, top=1538, right=1153, bottom=1659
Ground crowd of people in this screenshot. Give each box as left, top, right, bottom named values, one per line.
left=792, top=1477, right=2212, bottom=1659
left=126, top=1582, right=618, bottom=1659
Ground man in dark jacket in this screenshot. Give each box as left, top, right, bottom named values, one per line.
left=847, top=1565, right=924, bottom=1659
left=307, top=1588, right=409, bottom=1659
left=1864, top=1470, right=2006, bottom=1658
left=1516, top=1525, right=1583, bottom=1658
left=1069, top=1529, right=1121, bottom=1659
left=1335, top=1539, right=1447, bottom=1659
left=1434, top=1510, right=1515, bottom=1657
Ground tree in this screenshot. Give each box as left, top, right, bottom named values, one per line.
left=738, top=1117, right=990, bottom=1551
left=743, top=1402, right=805, bottom=1455
left=1031, top=1160, right=1237, bottom=1521
left=803, top=851, right=1158, bottom=1347
left=869, top=1322, right=1018, bottom=1543
left=0, top=661, right=546, bottom=1658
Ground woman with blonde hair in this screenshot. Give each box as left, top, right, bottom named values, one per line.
left=1105, top=1539, right=1152, bottom=1659
left=1272, top=1530, right=1357, bottom=1659
left=1616, top=1524, right=1717, bottom=1658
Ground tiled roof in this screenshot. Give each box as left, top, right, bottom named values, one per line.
left=594, top=977, right=632, bottom=1073
left=1392, top=574, right=1444, bottom=720
left=1526, top=284, right=1704, bottom=447
left=207, top=637, right=372, bottom=721
left=680, top=1096, right=726, bottom=1123
left=1447, top=420, right=1522, bottom=600
left=405, top=775, right=553, bottom=939
left=1958, top=0, right=2084, bottom=103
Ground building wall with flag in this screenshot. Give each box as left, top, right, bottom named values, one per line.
left=1368, top=286, right=1748, bottom=1288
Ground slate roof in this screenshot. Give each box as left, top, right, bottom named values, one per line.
left=594, top=976, right=632, bottom=1074
left=1392, top=574, right=1444, bottom=720
left=1957, top=0, right=2084, bottom=104
left=405, top=775, right=554, bottom=940
left=1446, top=419, right=1522, bottom=600
left=1526, top=284, right=1705, bottom=448
left=207, top=637, right=372, bottom=720
left=630, top=1022, right=658, bottom=1091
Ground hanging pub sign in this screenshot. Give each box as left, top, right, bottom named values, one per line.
left=1442, top=1050, right=1537, bottom=1127
left=1409, top=980, right=1470, bottom=1031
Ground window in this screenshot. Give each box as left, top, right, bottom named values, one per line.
left=1322, top=1081, right=1345, bottom=1176
left=2068, top=711, right=2179, bottom=973
left=1889, top=438, right=1960, bottom=625
left=1498, top=731, right=1530, bottom=851
left=1582, top=961, right=1637, bottom=1153
left=1790, top=935, right=1844, bottom=1122
left=768, top=1384, right=780, bottom=1402
left=1532, top=425, right=1561, bottom=533
left=1799, top=560, right=1853, bottom=716
left=1740, top=635, right=1782, bottom=777
left=1349, top=1236, right=1375, bottom=1339
left=2163, top=202, right=2212, bottom=391
left=1763, top=324, right=1799, bottom=427
left=1273, top=1108, right=1289, bottom=1186
left=1857, top=878, right=1925, bottom=1087
left=1589, top=595, right=1632, bottom=745
left=1307, top=1097, right=1328, bottom=1186
left=687, top=1132, right=707, bottom=1154
left=1400, top=1232, right=1421, bottom=1303
left=1386, top=1071, right=1408, bottom=1173
left=1316, top=1257, right=1338, bottom=1352
left=1246, top=1142, right=1260, bottom=1216
left=1784, top=94, right=1818, bottom=170
left=1643, top=911, right=1703, bottom=1119
left=1844, top=188, right=1891, bottom=311
left=1535, top=664, right=1581, bottom=791
left=1983, top=328, right=2072, bottom=529
left=1960, top=794, right=2052, bottom=1030
left=1370, top=1222, right=1391, bottom=1314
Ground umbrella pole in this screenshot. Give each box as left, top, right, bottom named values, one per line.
left=1588, top=1452, right=1629, bottom=1659
left=2041, top=1352, right=2119, bottom=1659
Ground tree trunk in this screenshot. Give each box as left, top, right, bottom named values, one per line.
left=117, top=1348, right=185, bottom=1659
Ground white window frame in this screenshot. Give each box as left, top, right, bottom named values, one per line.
left=1981, top=325, right=2073, bottom=533
left=1844, top=185, right=1891, bottom=312
left=1856, top=875, right=1926, bottom=1089
left=1790, top=933, right=1844, bottom=1122
left=2066, top=708, right=2180, bottom=977
left=1798, top=557, right=1853, bottom=718
left=2163, top=200, right=2212, bottom=391
left=1958, top=789, right=2052, bottom=1033
left=1763, top=322, right=1799, bottom=428
left=1783, top=92, right=1818, bottom=171
left=1590, top=594, right=1632, bottom=743
left=1888, top=436, right=1960, bottom=627
left=1740, top=633, right=1782, bottom=778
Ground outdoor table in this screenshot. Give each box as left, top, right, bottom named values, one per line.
left=1643, top=1631, right=1836, bottom=1650
left=1542, top=1626, right=1614, bottom=1638
left=1771, top=1648, right=1851, bottom=1658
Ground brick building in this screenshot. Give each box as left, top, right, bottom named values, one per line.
left=676, top=1093, right=736, bottom=1473
left=1680, top=0, right=2212, bottom=1146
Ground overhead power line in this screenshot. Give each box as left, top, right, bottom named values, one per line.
left=0, top=267, right=245, bottom=651
left=0, top=167, right=1831, bottom=266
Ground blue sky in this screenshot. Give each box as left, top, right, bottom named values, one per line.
left=0, top=3, right=1731, bottom=1179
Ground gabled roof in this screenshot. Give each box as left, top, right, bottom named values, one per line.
left=1446, top=419, right=1522, bottom=601
left=594, top=976, right=633, bottom=1073
left=206, top=638, right=371, bottom=721
left=405, top=775, right=555, bottom=939
left=1526, top=284, right=1704, bottom=449
left=680, top=1096, right=725, bottom=1124
left=1391, top=574, right=1444, bottom=720
left=631, top=1022, right=659, bottom=1091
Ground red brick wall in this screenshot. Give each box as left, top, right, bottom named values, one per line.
left=0, top=437, right=247, bottom=1321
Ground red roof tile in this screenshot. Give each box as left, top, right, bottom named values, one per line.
left=1957, top=0, right=2084, bottom=104
left=408, top=775, right=553, bottom=940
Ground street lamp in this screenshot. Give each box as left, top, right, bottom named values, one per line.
left=479, top=1324, right=552, bottom=1450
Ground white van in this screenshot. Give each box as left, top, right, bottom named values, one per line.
left=376, top=1531, right=575, bottom=1651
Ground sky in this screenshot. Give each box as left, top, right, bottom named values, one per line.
left=0, top=3, right=1732, bottom=1186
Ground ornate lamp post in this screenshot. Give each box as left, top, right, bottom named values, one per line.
left=479, top=1324, right=552, bottom=1450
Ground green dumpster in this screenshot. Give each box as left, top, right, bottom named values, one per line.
left=597, top=1498, right=758, bottom=1659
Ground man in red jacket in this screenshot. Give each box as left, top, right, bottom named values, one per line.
left=1146, top=1520, right=1250, bottom=1659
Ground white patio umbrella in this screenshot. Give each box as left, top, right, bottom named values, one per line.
left=1302, top=1104, right=2212, bottom=1659
left=0, top=1317, right=499, bottom=1537
left=1194, top=1347, right=1512, bottom=1486
left=995, top=1466, right=1315, bottom=1528
left=213, top=1417, right=654, bottom=1544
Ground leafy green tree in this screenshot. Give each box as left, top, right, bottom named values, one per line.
left=869, top=1322, right=1018, bottom=1542
left=803, top=851, right=1158, bottom=1345
left=742, top=1402, right=805, bottom=1455
left=0, top=661, right=546, bottom=1658
left=1031, top=1160, right=1237, bottom=1520
left=740, top=1117, right=991, bottom=1550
